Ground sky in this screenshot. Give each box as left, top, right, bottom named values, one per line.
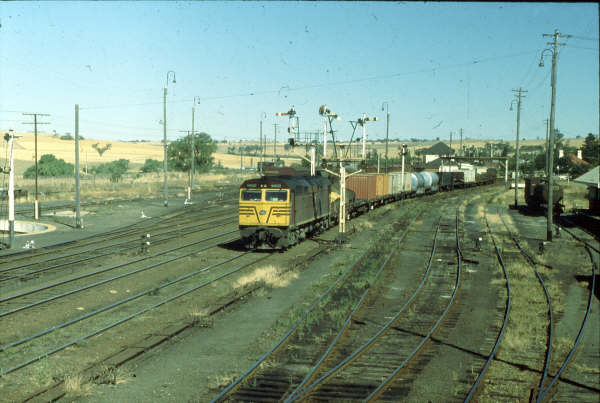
left=0, top=2, right=598, bottom=145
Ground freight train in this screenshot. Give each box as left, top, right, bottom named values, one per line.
left=238, top=166, right=496, bottom=249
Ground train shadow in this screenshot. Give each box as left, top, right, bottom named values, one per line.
left=574, top=274, right=600, bottom=302
left=508, top=204, right=546, bottom=217
left=219, top=238, right=273, bottom=253
left=560, top=213, right=600, bottom=240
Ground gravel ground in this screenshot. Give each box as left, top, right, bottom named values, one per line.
left=2, top=196, right=199, bottom=251
left=5, top=185, right=598, bottom=402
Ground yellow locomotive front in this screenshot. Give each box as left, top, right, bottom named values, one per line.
left=239, top=185, right=290, bottom=227
left=239, top=179, right=292, bottom=248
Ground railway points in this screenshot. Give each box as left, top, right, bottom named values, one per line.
left=1, top=179, right=597, bottom=402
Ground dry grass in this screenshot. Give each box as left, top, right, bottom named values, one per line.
left=233, top=265, right=298, bottom=290
left=573, top=362, right=600, bottom=375
left=208, top=373, right=237, bottom=390
left=94, top=365, right=129, bottom=386
left=12, top=171, right=252, bottom=202
left=64, top=373, right=91, bottom=397
left=357, top=220, right=375, bottom=230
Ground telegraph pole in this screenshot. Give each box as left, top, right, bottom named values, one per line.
left=381, top=102, right=389, bottom=172
left=190, top=96, right=200, bottom=202
left=540, top=29, right=570, bottom=241
left=273, top=124, right=278, bottom=163
left=75, top=105, right=82, bottom=228
left=240, top=139, right=244, bottom=171
left=4, top=128, right=19, bottom=248
left=459, top=128, right=463, bottom=156
left=179, top=129, right=194, bottom=203
left=163, top=71, right=176, bottom=207
left=22, top=112, right=50, bottom=219
left=511, top=88, right=527, bottom=208
left=544, top=118, right=550, bottom=176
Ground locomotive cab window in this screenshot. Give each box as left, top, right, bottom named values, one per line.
left=265, top=190, right=287, bottom=202
left=241, top=190, right=262, bottom=201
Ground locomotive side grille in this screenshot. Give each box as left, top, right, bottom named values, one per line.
left=271, top=207, right=290, bottom=217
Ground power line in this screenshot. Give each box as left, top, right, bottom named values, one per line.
left=570, top=35, right=599, bottom=41
left=567, top=45, right=599, bottom=51
left=79, top=49, right=540, bottom=111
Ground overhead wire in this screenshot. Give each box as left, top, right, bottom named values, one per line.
left=79, top=49, right=540, bottom=111
left=569, top=35, right=599, bottom=41
left=566, top=45, right=599, bottom=51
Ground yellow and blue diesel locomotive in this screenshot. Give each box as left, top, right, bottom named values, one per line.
left=239, top=167, right=340, bottom=249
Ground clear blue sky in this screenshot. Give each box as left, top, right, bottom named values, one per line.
left=1, top=2, right=598, bottom=144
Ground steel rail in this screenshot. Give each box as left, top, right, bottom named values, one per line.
left=285, top=213, right=437, bottom=402
left=0, top=205, right=237, bottom=264
left=210, top=225, right=392, bottom=403
left=0, top=243, right=268, bottom=377
left=0, top=234, right=239, bottom=323
left=0, top=240, right=241, bottom=352
left=558, top=216, right=600, bottom=254
left=536, top=245, right=597, bottom=401
left=0, top=201, right=190, bottom=258
left=362, top=210, right=462, bottom=402
left=0, top=215, right=235, bottom=282
left=0, top=208, right=236, bottom=272
left=0, top=229, right=238, bottom=310
left=464, top=208, right=512, bottom=402
left=0, top=199, right=236, bottom=259
left=498, top=209, right=554, bottom=398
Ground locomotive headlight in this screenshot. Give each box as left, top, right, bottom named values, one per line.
left=259, top=210, right=266, bottom=215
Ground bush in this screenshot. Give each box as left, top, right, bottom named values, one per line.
left=140, top=159, right=162, bottom=174
left=23, top=154, right=74, bottom=178
left=91, top=159, right=129, bottom=182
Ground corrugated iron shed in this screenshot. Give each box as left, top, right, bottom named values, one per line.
left=574, top=166, right=599, bottom=187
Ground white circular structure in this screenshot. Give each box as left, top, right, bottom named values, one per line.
left=0, top=220, right=56, bottom=235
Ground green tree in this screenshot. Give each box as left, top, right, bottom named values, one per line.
left=23, top=154, right=74, bottom=178
left=91, top=159, right=129, bottom=182
left=167, top=132, right=217, bottom=172
left=140, top=159, right=162, bottom=174
left=581, top=133, right=599, bottom=165
left=534, top=152, right=547, bottom=171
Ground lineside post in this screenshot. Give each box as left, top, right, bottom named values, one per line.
left=6, top=129, right=17, bottom=248
left=339, top=165, right=346, bottom=236
left=75, top=104, right=82, bottom=229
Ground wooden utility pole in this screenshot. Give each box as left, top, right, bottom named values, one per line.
left=544, top=118, right=549, bottom=176
left=512, top=88, right=527, bottom=208
left=75, top=105, right=82, bottom=228
left=541, top=29, right=570, bottom=241
left=22, top=112, right=50, bottom=219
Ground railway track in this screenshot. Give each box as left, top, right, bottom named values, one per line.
left=474, top=199, right=599, bottom=402
left=12, top=187, right=238, bottom=217
left=0, top=197, right=255, bottom=401
left=0, top=206, right=238, bottom=286
left=286, top=209, right=461, bottom=402
left=212, top=188, right=506, bottom=402
left=211, top=201, right=430, bottom=402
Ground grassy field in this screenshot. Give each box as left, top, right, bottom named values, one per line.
left=8, top=132, right=299, bottom=176
left=3, top=131, right=589, bottom=202
left=8, top=131, right=586, bottom=175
